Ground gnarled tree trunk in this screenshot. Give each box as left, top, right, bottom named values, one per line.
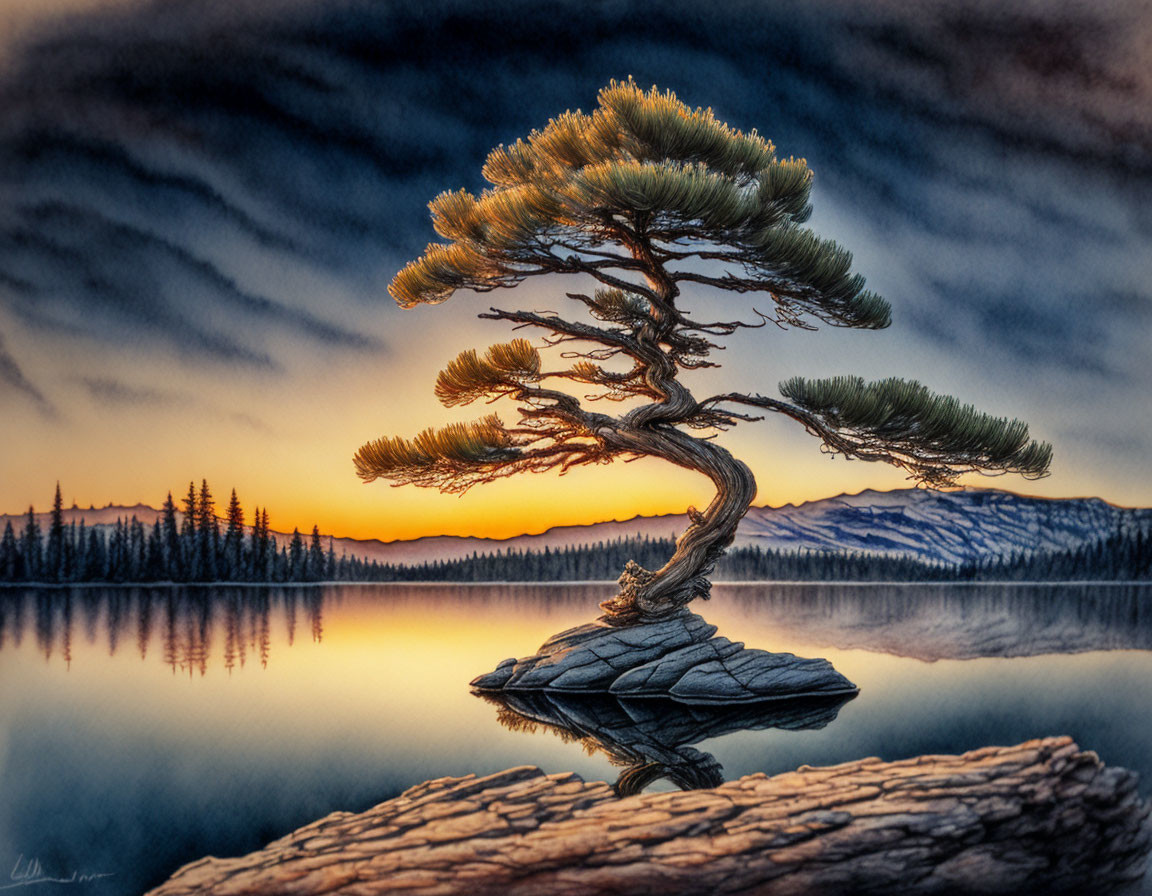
left=599, top=427, right=757, bottom=624
left=598, top=235, right=759, bottom=625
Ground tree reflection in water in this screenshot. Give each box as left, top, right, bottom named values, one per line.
left=481, top=690, right=854, bottom=796
left=3, top=581, right=1150, bottom=673
left=0, top=586, right=324, bottom=675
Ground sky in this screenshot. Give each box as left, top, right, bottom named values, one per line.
left=0, top=0, right=1149, bottom=541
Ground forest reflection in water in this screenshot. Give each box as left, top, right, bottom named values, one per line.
left=718, top=581, right=1152, bottom=660
left=2, top=581, right=1149, bottom=672
left=0, top=585, right=324, bottom=674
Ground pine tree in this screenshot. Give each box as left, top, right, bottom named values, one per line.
left=223, top=489, right=245, bottom=580
left=196, top=479, right=218, bottom=581
left=161, top=491, right=181, bottom=579
left=248, top=506, right=263, bottom=581
left=147, top=521, right=165, bottom=579
left=74, top=520, right=89, bottom=581
left=128, top=517, right=146, bottom=580
left=288, top=529, right=305, bottom=581
left=180, top=482, right=198, bottom=581
left=261, top=509, right=273, bottom=581
left=87, top=527, right=106, bottom=580
left=107, top=518, right=126, bottom=582
left=45, top=482, right=66, bottom=582
left=0, top=521, right=19, bottom=580
left=307, top=525, right=325, bottom=581
left=20, top=506, right=42, bottom=581
left=64, top=520, right=78, bottom=582
left=355, top=80, right=1052, bottom=623
left=275, top=543, right=289, bottom=582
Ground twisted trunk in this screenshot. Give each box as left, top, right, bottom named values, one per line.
left=596, top=227, right=758, bottom=625
left=599, top=427, right=756, bottom=623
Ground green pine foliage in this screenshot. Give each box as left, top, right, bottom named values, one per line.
left=779, top=377, right=1052, bottom=486
left=392, top=80, right=889, bottom=330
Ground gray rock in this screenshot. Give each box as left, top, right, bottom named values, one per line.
left=609, top=637, right=744, bottom=694
left=471, top=611, right=857, bottom=704
left=470, top=657, right=517, bottom=690
left=670, top=650, right=854, bottom=703
left=498, top=612, right=716, bottom=692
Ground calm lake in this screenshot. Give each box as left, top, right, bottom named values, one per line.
left=1, top=582, right=1151, bottom=895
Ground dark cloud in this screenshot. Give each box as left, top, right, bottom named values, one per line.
left=80, top=376, right=176, bottom=405
left=78, top=373, right=277, bottom=432
left=0, top=0, right=1147, bottom=400
left=0, top=332, right=54, bottom=415
left=831, top=1, right=1152, bottom=173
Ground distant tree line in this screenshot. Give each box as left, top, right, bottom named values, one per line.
left=373, top=536, right=679, bottom=583
left=373, top=527, right=1151, bottom=583
left=0, top=482, right=386, bottom=584
left=3, top=484, right=1148, bottom=585
left=719, top=525, right=1152, bottom=582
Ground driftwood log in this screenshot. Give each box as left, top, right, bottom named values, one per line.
left=148, top=737, right=1150, bottom=896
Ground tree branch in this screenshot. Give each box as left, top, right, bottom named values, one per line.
left=704, top=390, right=1050, bottom=487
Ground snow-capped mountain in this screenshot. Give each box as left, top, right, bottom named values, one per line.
left=733, top=488, right=1152, bottom=565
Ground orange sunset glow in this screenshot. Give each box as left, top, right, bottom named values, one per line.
left=0, top=0, right=1148, bottom=544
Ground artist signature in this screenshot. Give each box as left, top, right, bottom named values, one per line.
left=2, top=856, right=114, bottom=889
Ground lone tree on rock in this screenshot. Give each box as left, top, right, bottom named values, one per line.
left=355, top=81, right=1051, bottom=624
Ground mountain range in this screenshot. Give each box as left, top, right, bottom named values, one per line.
left=3, top=488, right=1148, bottom=567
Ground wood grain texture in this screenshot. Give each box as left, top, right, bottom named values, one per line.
left=148, top=737, right=1150, bottom=896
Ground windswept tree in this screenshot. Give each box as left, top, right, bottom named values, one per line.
left=355, top=81, right=1051, bottom=624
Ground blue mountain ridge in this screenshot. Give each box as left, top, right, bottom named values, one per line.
left=733, top=488, right=1152, bottom=566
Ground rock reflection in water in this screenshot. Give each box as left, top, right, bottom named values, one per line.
left=0, top=586, right=323, bottom=674
left=481, top=690, right=854, bottom=796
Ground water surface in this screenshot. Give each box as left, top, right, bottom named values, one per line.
left=1, top=582, right=1149, bottom=894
